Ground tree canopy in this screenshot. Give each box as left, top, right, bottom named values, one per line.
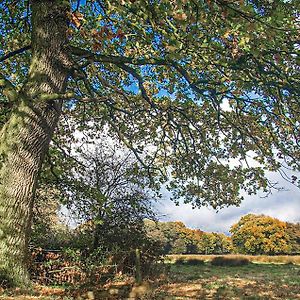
left=230, top=213, right=290, bottom=254
left=144, top=219, right=233, bottom=255
left=1, top=0, right=299, bottom=208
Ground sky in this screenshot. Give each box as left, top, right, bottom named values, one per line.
left=156, top=171, right=300, bottom=234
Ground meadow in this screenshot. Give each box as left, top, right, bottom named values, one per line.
left=151, top=255, right=300, bottom=299
left=1, top=255, right=300, bottom=299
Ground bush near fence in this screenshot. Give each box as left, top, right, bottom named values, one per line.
left=29, top=248, right=119, bottom=286
left=29, top=247, right=164, bottom=286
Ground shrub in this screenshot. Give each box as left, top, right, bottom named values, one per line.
left=29, top=248, right=86, bottom=286
left=174, top=257, right=205, bottom=266
left=0, top=271, right=14, bottom=288
left=174, top=258, right=186, bottom=265
left=211, top=256, right=250, bottom=266
left=185, top=259, right=205, bottom=266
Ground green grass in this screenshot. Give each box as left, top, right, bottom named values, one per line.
left=170, top=262, right=300, bottom=283
left=150, top=260, right=300, bottom=299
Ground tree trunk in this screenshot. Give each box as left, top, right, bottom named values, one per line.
left=0, top=0, right=71, bottom=286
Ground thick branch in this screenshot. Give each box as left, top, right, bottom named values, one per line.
left=69, top=45, right=168, bottom=66
left=0, top=45, right=31, bottom=63
left=39, top=92, right=75, bottom=101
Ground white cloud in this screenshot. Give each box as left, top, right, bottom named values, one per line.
left=157, top=171, right=300, bottom=234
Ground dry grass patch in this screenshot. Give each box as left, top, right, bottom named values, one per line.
left=168, top=254, right=300, bottom=265
left=156, top=282, right=206, bottom=299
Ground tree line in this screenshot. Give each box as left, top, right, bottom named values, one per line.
left=144, top=215, right=300, bottom=256
left=31, top=200, right=300, bottom=257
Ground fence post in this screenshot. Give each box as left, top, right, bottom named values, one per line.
left=135, top=248, right=142, bottom=285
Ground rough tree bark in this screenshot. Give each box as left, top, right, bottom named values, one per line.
left=0, top=0, right=71, bottom=286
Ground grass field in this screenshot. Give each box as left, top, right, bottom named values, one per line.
left=150, top=256, right=300, bottom=299
left=1, top=255, right=300, bottom=299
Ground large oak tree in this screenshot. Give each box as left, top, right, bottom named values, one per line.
left=0, top=0, right=299, bottom=285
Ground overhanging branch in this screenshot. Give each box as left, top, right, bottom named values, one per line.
left=117, top=63, right=156, bottom=109
left=38, top=92, right=112, bottom=104
left=69, top=45, right=168, bottom=66
left=0, top=45, right=31, bottom=63
left=70, top=46, right=224, bottom=103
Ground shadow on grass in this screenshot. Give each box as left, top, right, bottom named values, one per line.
left=211, top=256, right=250, bottom=266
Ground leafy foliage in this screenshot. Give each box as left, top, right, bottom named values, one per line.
left=1, top=0, right=299, bottom=209
left=145, top=215, right=299, bottom=256
left=145, top=220, right=233, bottom=254
left=286, top=222, right=300, bottom=254
left=230, top=214, right=291, bottom=254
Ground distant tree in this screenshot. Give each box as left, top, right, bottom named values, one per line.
left=172, top=239, right=187, bottom=255
left=211, top=233, right=233, bottom=254
left=144, top=221, right=186, bottom=254
left=230, top=214, right=290, bottom=255
left=196, top=232, right=232, bottom=254
left=183, top=229, right=204, bottom=254
left=58, top=138, right=157, bottom=255
left=159, top=221, right=187, bottom=254
left=286, top=222, right=300, bottom=254
left=144, top=219, right=168, bottom=250
left=145, top=220, right=232, bottom=255
left=221, top=234, right=234, bottom=254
